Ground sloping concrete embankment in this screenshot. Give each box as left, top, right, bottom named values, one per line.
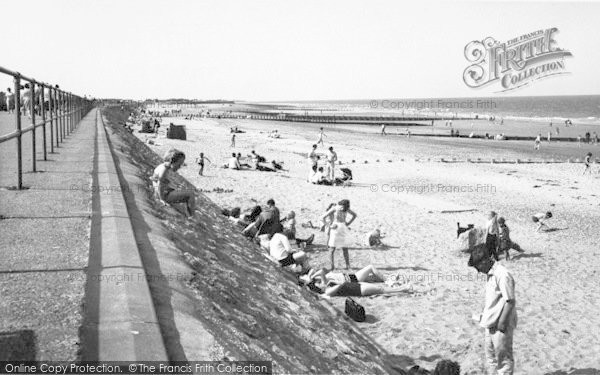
left=99, top=106, right=404, bottom=374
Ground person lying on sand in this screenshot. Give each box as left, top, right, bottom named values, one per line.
left=236, top=206, right=262, bottom=233
left=532, top=211, right=552, bottom=232
left=303, top=264, right=385, bottom=287
left=281, top=211, right=315, bottom=247
left=233, top=153, right=250, bottom=168
left=270, top=160, right=287, bottom=171
left=151, top=149, right=196, bottom=218
left=497, top=217, right=524, bottom=260
left=324, top=281, right=409, bottom=297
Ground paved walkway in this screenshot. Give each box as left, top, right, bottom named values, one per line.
left=0, top=110, right=95, bottom=360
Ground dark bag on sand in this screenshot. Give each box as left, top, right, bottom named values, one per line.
left=345, top=298, right=366, bottom=322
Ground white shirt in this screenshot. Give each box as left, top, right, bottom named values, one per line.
left=480, top=263, right=517, bottom=329
left=486, top=217, right=499, bottom=235
left=310, top=171, right=323, bottom=184
left=269, top=233, right=292, bottom=261
left=228, top=157, right=240, bottom=169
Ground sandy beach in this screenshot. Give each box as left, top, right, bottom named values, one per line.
left=132, top=113, right=600, bottom=374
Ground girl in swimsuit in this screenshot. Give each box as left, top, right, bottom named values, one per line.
left=321, top=199, right=356, bottom=270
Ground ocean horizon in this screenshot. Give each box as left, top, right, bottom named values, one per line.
left=261, top=95, right=600, bottom=125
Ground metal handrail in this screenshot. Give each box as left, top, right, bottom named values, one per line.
left=0, top=64, right=94, bottom=189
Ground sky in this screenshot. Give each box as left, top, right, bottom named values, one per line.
left=2, top=0, right=600, bottom=101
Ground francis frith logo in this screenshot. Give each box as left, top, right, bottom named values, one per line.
left=463, top=27, right=572, bottom=92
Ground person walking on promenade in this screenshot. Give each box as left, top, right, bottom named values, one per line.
left=534, top=134, right=541, bottom=151
left=5, top=88, right=14, bottom=113
left=469, top=248, right=518, bottom=375
left=381, top=124, right=386, bottom=135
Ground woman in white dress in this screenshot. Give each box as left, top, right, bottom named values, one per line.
left=321, top=199, right=357, bottom=270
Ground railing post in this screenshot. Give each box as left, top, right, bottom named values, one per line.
left=30, top=82, right=36, bottom=172
left=69, top=93, right=73, bottom=132
left=49, top=86, right=54, bottom=153
left=41, top=84, right=47, bottom=161
left=14, top=75, right=23, bottom=189
left=60, top=91, right=65, bottom=140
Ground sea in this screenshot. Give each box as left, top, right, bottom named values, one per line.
left=272, top=95, right=600, bottom=126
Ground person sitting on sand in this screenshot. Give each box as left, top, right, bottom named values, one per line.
left=366, top=229, right=384, bottom=247
left=497, top=217, right=524, bottom=260
left=268, top=223, right=308, bottom=267
left=321, top=199, right=357, bottom=270
left=310, top=166, right=327, bottom=184
left=308, top=165, right=318, bottom=182
left=281, top=211, right=315, bottom=247
left=532, top=211, right=552, bottom=232
left=228, top=152, right=241, bottom=170
left=236, top=205, right=262, bottom=233
left=242, top=199, right=280, bottom=239
left=432, top=359, right=460, bottom=375
left=151, top=149, right=196, bottom=218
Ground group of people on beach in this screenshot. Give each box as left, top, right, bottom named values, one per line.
left=220, top=197, right=410, bottom=298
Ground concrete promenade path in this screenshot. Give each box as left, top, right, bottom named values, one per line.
left=0, top=109, right=96, bottom=360
left=0, top=108, right=166, bottom=361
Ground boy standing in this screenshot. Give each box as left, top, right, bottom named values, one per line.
left=497, top=217, right=524, bottom=260
left=469, top=248, right=517, bottom=375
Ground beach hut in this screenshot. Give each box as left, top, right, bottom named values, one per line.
left=167, top=124, right=187, bottom=140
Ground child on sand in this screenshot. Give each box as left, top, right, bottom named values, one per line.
left=151, top=149, right=196, bottom=218
left=532, top=211, right=552, bottom=232
left=196, top=152, right=211, bottom=176
left=485, top=211, right=499, bottom=260
left=366, top=229, right=384, bottom=247
left=230, top=133, right=236, bottom=147
left=583, top=152, right=592, bottom=175
left=497, top=217, right=524, bottom=260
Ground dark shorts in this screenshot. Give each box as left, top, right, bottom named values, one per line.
left=336, top=282, right=362, bottom=297
left=278, top=253, right=296, bottom=267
